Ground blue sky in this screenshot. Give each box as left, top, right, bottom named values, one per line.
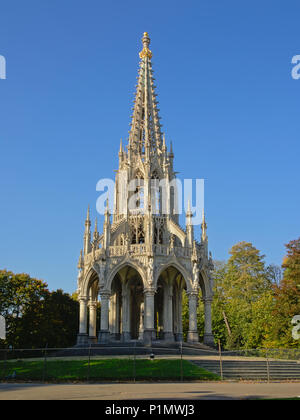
left=0, top=0, right=299, bottom=293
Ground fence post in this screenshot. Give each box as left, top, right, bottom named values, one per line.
left=3, top=349, right=7, bottom=380
left=133, top=341, right=136, bottom=383
left=87, top=345, right=91, bottom=382
left=218, top=340, right=223, bottom=381
left=266, top=349, right=270, bottom=383
left=42, top=344, right=48, bottom=382
left=180, top=341, right=183, bottom=382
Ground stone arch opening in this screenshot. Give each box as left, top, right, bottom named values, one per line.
left=129, top=275, right=144, bottom=339
left=129, top=171, right=144, bottom=214
left=154, top=278, right=164, bottom=339
left=198, top=271, right=206, bottom=297
left=155, top=265, right=187, bottom=342
left=87, top=271, right=100, bottom=342
left=82, top=268, right=99, bottom=298
left=77, top=269, right=100, bottom=345
left=110, top=265, right=145, bottom=341
left=109, top=274, right=122, bottom=340
left=129, top=216, right=145, bottom=244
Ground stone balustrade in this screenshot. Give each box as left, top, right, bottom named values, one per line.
left=83, top=243, right=193, bottom=264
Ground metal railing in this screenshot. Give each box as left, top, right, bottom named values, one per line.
left=0, top=345, right=299, bottom=383
left=0, top=344, right=213, bottom=383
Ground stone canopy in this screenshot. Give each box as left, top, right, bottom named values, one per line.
left=76, top=33, right=215, bottom=347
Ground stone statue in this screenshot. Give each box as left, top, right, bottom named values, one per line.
left=147, top=257, right=154, bottom=285
left=139, top=301, right=144, bottom=340
left=170, top=234, right=174, bottom=249
left=77, top=270, right=83, bottom=294
left=193, top=262, right=199, bottom=285
left=98, top=262, right=106, bottom=287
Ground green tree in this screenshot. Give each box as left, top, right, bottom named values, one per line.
left=211, top=242, right=274, bottom=349
left=20, top=289, right=79, bottom=348
left=0, top=270, right=79, bottom=348
left=268, top=238, right=300, bottom=348
left=0, top=270, right=49, bottom=348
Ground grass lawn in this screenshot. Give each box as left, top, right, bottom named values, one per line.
left=1, top=358, right=219, bottom=382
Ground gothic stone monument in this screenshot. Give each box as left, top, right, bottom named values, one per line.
left=76, top=33, right=215, bottom=347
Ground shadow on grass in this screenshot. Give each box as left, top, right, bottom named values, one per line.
left=1, top=359, right=220, bottom=382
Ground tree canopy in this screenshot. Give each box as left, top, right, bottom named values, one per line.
left=205, top=239, right=300, bottom=349
left=0, top=270, right=78, bottom=349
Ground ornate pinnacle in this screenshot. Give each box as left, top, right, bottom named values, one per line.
left=192, top=240, right=198, bottom=262
left=94, top=217, right=98, bottom=235
left=162, top=133, right=167, bottom=152
left=105, top=196, right=109, bottom=214
left=139, top=32, right=152, bottom=59
left=86, top=205, right=90, bottom=221
left=201, top=209, right=207, bottom=242
left=85, top=205, right=91, bottom=230
left=169, top=141, right=174, bottom=158
left=104, top=196, right=111, bottom=225
left=186, top=199, right=193, bottom=218
left=77, top=249, right=84, bottom=269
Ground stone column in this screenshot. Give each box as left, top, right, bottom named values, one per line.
left=144, top=288, right=156, bottom=345
left=98, top=291, right=110, bottom=343
left=88, top=301, right=97, bottom=343
left=121, top=283, right=131, bottom=342
left=163, top=284, right=174, bottom=342
left=77, top=296, right=88, bottom=346
left=174, top=288, right=183, bottom=342
left=203, top=297, right=215, bottom=346
left=109, top=293, right=116, bottom=339
left=187, top=291, right=199, bottom=343
left=109, top=292, right=121, bottom=340
left=115, top=291, right=121, bottom=340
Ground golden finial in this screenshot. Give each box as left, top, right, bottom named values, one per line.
left=139, top=31, right=152, bottom=59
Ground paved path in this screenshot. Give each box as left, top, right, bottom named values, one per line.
left=1, top=381, right=300, bottom=400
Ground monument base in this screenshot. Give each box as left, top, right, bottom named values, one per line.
left=163, top=332, right=175, bottom=342
left=143, top=329, right=156, bottom=346
left=187, top=331, right=199, bottom=343
left=203, top=333, right=215, bottom=347
left=98, top=330, right=110, bottom=344
left=76, top=333, right=88, bottom=346
left=88, top=336, right=97, bottom=344
left=121, top=332, right=131, bottom=342
left=174, top=333, right=183, bottom=342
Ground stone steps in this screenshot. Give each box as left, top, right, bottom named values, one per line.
left=58, top=341, right=216, bottom=357
left=193, top=360, right=300, bottom=380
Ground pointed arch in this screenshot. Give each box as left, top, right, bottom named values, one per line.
left=199, top=268, right=213, bottom=299
left=106, top=260, right=147, bottom=292
left=154, top=260, right=193, bottom=291
left=129, top=169, right=145, bottom=214
left=81, top=267, right=99, bottom=298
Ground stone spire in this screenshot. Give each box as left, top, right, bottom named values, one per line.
left=93, top=217, right=100, bottom=242
left=83, top=206, right=91, bottom=255
left=103, top=197, right=111, bottom=251
left=201, top=209, right=207, bottom=242
left=186, top=199, right=194, bottom=246
left=128, top=32, right=163, bottom=159
left=104, top=197, right=110, bottom=221
left=77, top=249, right=84, bottom=269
